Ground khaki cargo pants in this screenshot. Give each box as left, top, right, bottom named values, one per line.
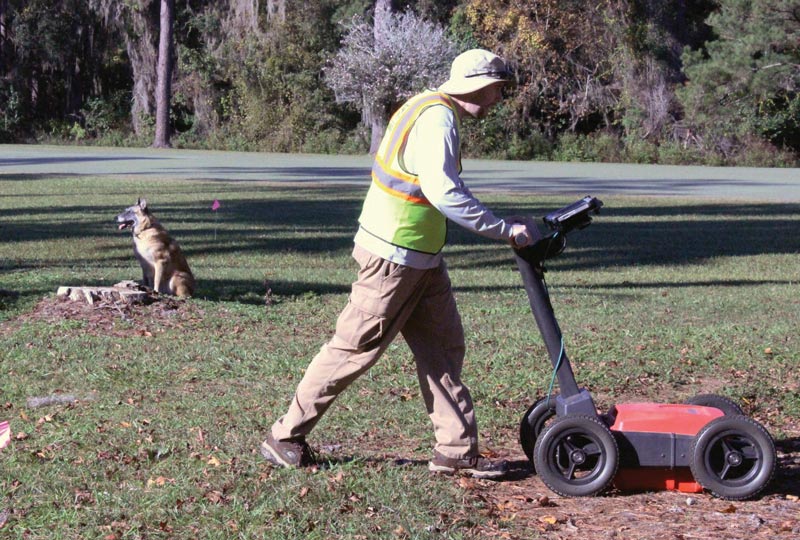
left=271, top=245, right=479, bottom=459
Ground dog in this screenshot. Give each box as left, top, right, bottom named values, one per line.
left=116, top=198, right=195, bottom=297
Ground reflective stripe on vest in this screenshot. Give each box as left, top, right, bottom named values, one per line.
left=358, top=92, right=460, bottom=254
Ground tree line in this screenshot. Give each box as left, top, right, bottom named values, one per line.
left=1, top=0, right=798, bottom=166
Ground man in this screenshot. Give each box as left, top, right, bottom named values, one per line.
left=261, top=49, right=539, bottom=479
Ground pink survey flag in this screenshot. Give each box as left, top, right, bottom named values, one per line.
left=0, top=420, right=9, bottom=449
left=211, top=199, right=221, bottom=211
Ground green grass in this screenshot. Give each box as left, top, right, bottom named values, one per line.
left=1, top=175, right=799, bottom=539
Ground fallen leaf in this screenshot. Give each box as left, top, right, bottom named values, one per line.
left=35, top=448, right=54, bottom=460
left=458, top=477, right=477, bottom=490
left=495, top=500, right=517, bottom=512
left=146, top=476, right=174, bottom=488
left=299, top=487, right=309, bottom=498
left=539, top=515, right=566, bottom=525
left=720, top=504, right=737, bottom=514
left=74, top=489, right=95, bottom=506
left=204, top=490, right=224, bottom=504
left=206, top=455, right=221, bottom=467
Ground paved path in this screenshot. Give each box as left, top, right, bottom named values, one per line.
left=1, top=144, right=798, bottom=201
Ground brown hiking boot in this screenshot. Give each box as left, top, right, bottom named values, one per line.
left=428, top=450, right=509, bottom=479
left=260, top=432, right=315, bottom=468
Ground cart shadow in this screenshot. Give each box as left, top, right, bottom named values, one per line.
left=771, top=436, right=800, bottom=498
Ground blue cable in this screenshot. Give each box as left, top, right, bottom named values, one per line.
left=546, top=337, right=565, bottom=408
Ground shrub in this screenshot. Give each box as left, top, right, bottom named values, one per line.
left=586, top=132, right=624, bottom=163
left=657, top=141, right=703, bottom=165
left=729, top=137, right=799, bottom=168
left=624, top=137, right=658, bottom=163
left=553, top=133, right=589, bottom=162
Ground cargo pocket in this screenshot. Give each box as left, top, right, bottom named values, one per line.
left=333, top=300, right=386, bottom=351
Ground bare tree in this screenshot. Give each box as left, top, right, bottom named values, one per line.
left=366, top=0, right=392, bottom=151
left=326, top=3, right=455, bottom=153
left=153, top=0, right=175, bottom=148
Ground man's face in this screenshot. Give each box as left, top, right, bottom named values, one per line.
left=457, top=82, right=506, bottom=119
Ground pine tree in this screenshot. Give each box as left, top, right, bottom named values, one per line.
left=678, top=0, right=800, bottom=155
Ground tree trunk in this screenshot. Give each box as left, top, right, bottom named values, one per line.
left=153, top=0, right=175, bottom=148
left=368, top=0, right=393, bottom=154
left=364, top=102, right=386, bottom=155
left=0, top=0, right=8, bottom=74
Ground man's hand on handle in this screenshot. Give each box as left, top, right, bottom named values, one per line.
left=508, top=216, right=542, bottom=249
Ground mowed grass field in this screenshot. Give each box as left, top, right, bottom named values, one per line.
left=0, top=173, right=798, bottom=539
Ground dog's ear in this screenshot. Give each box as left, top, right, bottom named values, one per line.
left=138, top=198, right=148, bottom=210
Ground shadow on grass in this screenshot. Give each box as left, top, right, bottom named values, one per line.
left=3, top=185, right=799, bottom=301
left=308, top=453, right=535, bottom=483
left=196, top=278, right=352, bottom=303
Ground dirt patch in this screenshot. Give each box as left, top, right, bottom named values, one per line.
left=4, top=293, right=205, bottom=338
left=462, top=437, right=800, bottom=540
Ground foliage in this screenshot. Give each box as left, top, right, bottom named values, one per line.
left=0, top=0, right=797, bottom=164
left=1, top=0, right=104, bottom=135
left=176, top=0, right=362, bottom=153
left=460, top=0, right=621, bottom=138
left=678, top=0, right=800, bottom=157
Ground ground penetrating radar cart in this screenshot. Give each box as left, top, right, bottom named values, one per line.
left=514, top=196, right=776, bottom=500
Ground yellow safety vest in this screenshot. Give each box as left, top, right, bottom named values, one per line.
left=358, top=92, right=461, bottom=254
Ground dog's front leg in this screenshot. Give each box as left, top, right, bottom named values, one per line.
left=142, top=266, right=153, bottom=288
left=152, top=264, right=164, bottom=294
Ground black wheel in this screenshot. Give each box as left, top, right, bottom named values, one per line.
left=519, top=396, right=557, bottom=463
left=690, top=415, right=776, bottom=500
left=533, top=415, right=619, bottom=497
left=685, top=394, right=744, bottom=416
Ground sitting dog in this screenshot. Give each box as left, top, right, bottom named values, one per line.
left=116, top=199, right=195, bottom=297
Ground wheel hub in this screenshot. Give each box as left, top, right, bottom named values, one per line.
left=570, top=449, right=587, bottom=465
left=726, top=451, right=744, bottom=467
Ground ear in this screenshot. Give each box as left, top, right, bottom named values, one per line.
left=138, top=198, right=148, bottom=210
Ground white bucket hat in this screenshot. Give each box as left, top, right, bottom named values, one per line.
left=438, top=49, right=512, bottom=96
